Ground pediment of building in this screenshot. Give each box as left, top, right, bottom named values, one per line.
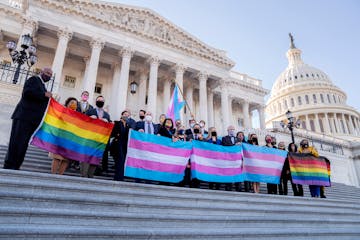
left=31, top=0, right=235, bottom=69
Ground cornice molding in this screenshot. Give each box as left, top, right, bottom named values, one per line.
left=33, top=0, right=235, bottom=69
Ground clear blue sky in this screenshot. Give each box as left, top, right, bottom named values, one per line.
left=111, top=0, right=360, bottom=113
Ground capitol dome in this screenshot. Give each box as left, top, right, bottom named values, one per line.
left=266, top=34, right=360, bottom=140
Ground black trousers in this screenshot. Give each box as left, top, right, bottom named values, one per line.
left=267, top=183, right=278, bottom=194
left=3, top=119, right=38, bottom=170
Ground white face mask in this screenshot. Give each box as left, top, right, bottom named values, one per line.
left=145, top=115, right=152, bottom=122
left=228, top=130, right=235, bottom=136
left=190, top=123, right=195, bottom=128
left=199, top=123, right=205, bottom=128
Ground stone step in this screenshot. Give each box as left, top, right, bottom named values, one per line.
left=1, top=206, right=359, bottom=229
left=0, top=225, right=359, bottom=240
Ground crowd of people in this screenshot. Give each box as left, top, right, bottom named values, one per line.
left=3, top=67, right=328, bottom=198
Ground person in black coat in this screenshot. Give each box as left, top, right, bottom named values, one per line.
left=3, top=68, right=53, bottom=170
left=76, top=90, right=93, bottom=114
left=111, top=110, right=130, bottom=181
left=158, top=118, right=175, bottom=138
left=221, top=125, right=239, bottom=191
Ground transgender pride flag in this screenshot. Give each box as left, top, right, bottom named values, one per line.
left=242, top=143, right=287, bottom=184
left=125, top=130, right=192, bottom=183
left=191, top=141, right=244, bottom=183
left=166, top=84, right=185, bottom=122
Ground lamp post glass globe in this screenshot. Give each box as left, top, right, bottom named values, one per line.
left=6, top=41, right=17, bottom=51
left=286, top=110, right=293, bottom=120
left=21, top=34, right=32, bottom=49
left=130, top=81, right=138, bottom=94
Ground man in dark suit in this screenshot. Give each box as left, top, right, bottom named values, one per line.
left=221, top=125, right=239, bottom=191
left=135, top=111, right=159, bottom=135
left=3, top=67, right=53, bottom=170
left=84, top=95, right=111, bottom=177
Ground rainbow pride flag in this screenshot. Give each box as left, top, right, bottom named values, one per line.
left=288, top=153, right=331, bottom=186
left=166, top=84, right=185, bottom=122
left=242, top=143, right=287, bottom=184
left=30, top=98, right=114, bottom=165
left=125, top=130, right=192, bottom=183
left=191, top=141, right=244, bottom=183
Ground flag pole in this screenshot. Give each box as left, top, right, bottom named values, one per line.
left=173, top=81, right=195, bottom=120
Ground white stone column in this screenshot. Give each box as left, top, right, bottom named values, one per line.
left=348, top=115, right=355, bottom=135
left=207, top=88, right=214, bottom=127
left=334, top=113, right=341, bottom=133
left=242, top=100, right=250, bottom=129
left=175, top=64, right=186, bottom=120
left=115, top=47, right=133, bottom=115
left=110, top=62, right=121, bottom=119
left=51, top=27, right=73, bottom=94
left=221, top=84, right=229, bottom=134
left=198, top=72, right=208, bottom=123
left=147, top=56, right=160, bottom=118
left=355, top=117, right=360, bottom=135
left=185, top=84, right=194, bottom=120
left=342, top=113, right=349, bottom=134
left=258, top=105, right=266, bottom=129
left=81, top=56, right=90, bottom=91
left=163, top=79, right=171, bottom=113
left=305, top=114, right=310, bottom=130
left=329, top=116, right=335, bottom=133
left=314, top=114, right=321, bottom=133
left=323, top=113, right=331, bottom=134
left=228, top=97, right=233, bottom=126
left=82, top=38, right=104, bottom=104
left=138, top=69, right=148, bottom=109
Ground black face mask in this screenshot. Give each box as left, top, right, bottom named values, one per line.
left=194, top=129, right=200, bottom=134
left=302, top=144, right=309, bottom=148
left=252, top=138, right=258, bottom=144
left=96, top=101, right=104, bottom=108
left=139, top=116, right=145, bottom=120
left=211, top=131, right=217, bottom=137
left=41, top=73, right=51, bottom=82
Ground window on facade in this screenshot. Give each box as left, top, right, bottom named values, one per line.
left=300, top=74, right=303, bottom=78
left=316, top=74, right=319, bottom=77
left=340, top=120, right=345, bottom=133
left=284, top=100, right=288, bottom=109
left=295, top=75, right=298, bottom=80
left=305, top=95, right=309, bottom=104
left=94, top=83, right=102, bottom=94
left=291, top=98, right=295, bottom=107
left=320, top=94, right=324, bottom=103
left=306, top=74, right=309, bottom=77
left=289, top=77, right=292, bottom=80
left=312, top=73, right=314, bottom=77
left=238, top=118, right=244, bottom=128
left=298, top=96, right=302, bottom=105
left=313, top=94, right=317, bottom=104
left=333, top=95, right=337, bottom=103
left=301, top=121, right=306, bottom=129
left=63, top=75, right=76, bottom=88
left=338, top=95, right=341, bottom=103
left=319, top=119, right=324, bottom=133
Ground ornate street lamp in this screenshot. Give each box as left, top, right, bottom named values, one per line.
left=130, top=81, right=138, bottom=94
left=280, top=110, right=301, bottom=143
left=6, top=34, right=38, bottom=84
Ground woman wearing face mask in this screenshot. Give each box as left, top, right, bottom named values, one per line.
left=265, top=135, right=279, bottom=195
left=205, top=127, right=222, bottom=190
left=234, top=131, right=248, bottom=192
left=111, top=110, right=131, bottom=181
left=248, top=133, right=260, bottom=193
left=287, top=143, right=304, bottom=196
left=49, top=97, right=78, bottom=175
left=175, top=126, right=192, bottom=187
left=158, top=118, right=175, bottom=138
left=298, top=139, right=320, bottom=198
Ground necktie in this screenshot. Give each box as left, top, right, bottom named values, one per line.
left=147, top=123, right=152, bottom=134
left=231, top=137, right=234, bottom=144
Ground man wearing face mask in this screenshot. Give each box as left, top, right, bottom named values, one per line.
left=221, top=125, right=239, bottom=191
left=4, top=67, right=53, bottom=170
left=135, top=111, right=159, bottom=135
left=77, top=91, right=93, bottom=114
left=138, top=109, right=146, bottom=121
left=221, top=125, right=239, bottom=146
left=265, top=135, right=278, bottom=194
left=185, top=119, right=196, bottom=136
left=84, top=96, right=111, bottom=177
left=199, top=120, right=208, bottom=136
left=186, top=123, right=204, bottom=141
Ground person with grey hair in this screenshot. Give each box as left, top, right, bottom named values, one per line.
left=4, top=67, right=53, bottom=170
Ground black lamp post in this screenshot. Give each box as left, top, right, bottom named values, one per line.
left=130, top=81, right=138, bottom=94
left=280, top=110, right=301, bottom=144
left=6, top=34, right=38, bottom=84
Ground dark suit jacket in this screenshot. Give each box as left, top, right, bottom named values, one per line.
left=12, top=75, right=49, bottom=125
left=127, top=117, right=136, bottom=129
left=221, top=135, right=239, bottom=146
left=135, top=121, right=159, bottom=134
left=77, top=101, right=93, bottom=114
left=110, top=120, right=130, bottom=159
left=86, top=108, right=111, bottom=122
